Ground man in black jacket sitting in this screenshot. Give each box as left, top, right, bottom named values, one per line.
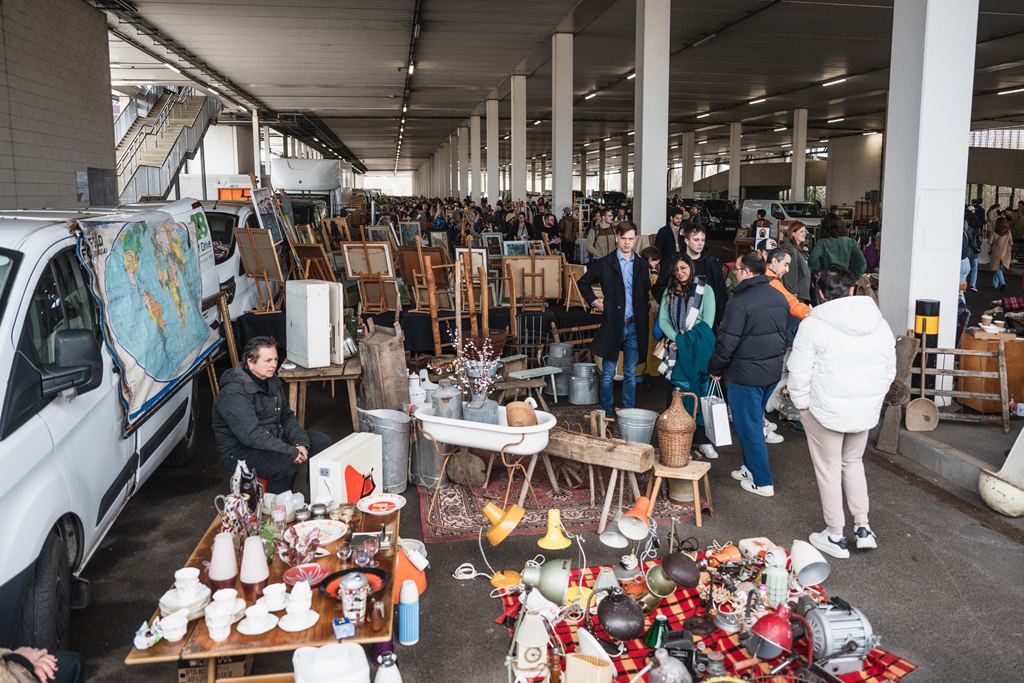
left=708, top=252, right=789, bottom=498
left=212, top=337, right=332, bottom=493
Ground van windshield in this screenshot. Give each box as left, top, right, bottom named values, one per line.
left=0, top=250, right=21, bottom=325
left=703, top=200, right=736, bottom=214
left=782, top=203, right=824, bottom=218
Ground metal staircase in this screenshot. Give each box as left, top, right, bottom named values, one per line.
left=116, top=87, right=221, bottom=204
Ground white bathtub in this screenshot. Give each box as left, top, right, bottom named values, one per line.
left=414, top=405, right=556, bottom=455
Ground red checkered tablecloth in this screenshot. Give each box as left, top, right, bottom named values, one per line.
left=499, top=562, right=917, bottom=682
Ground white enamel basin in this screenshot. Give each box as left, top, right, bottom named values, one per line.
left=414, top=405, right=555, bottom=455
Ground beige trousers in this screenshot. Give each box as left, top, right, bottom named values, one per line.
left=803, top=410, right=870, bottom=535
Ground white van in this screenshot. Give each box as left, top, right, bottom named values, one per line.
left=0, top=204, right=213, bottom=651
left=270, top=159, right=352, bottom=217
left=740, top=200, right=824, bottom=240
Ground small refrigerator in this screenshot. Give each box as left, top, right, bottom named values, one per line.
left=285, top=280, right=332, bottom=368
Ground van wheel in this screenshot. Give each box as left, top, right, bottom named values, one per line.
left=163, top=382, right=199, bottom=467
left=25, top=532, right=71, bottom=652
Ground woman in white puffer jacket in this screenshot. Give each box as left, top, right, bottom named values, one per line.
left=788, top=264, right=896, bottom=560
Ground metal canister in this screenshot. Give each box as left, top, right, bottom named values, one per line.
left=339, top=572, right=369, bottom=625
left=430, top=378, right=463, bottom=420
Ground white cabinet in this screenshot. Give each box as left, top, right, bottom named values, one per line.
left=286, top=280, right=330, bottom=368
left=309, top=433, right=383, bottom=504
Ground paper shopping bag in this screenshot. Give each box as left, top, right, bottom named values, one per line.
left=701, top=379, right=732, bottom=447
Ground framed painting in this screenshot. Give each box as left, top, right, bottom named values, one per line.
left=367, top=227, right=390, bottom=242
left=482, top=232, right=504, bottom=260
left=428, top=230, right=450, bottom=252
left=504, top=240, right=528, bottom=257
left=399, top=221, right=421, bottom=247
left=340, top=242, right=394, bottom=279
left=455, top=247, right=488, bottom=273
left=251, top=186, right=285, bottom=244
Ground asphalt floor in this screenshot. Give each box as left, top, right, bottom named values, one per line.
left=70, top=239, right=1024, bottom=682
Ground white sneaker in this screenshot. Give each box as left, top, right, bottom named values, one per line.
left=765, top=431, right=784, bottom=444
left=763, top=416, right=778, bottom=433
left=740, top=480, right=774, bottom=497
left=855, top=526, right=878, bottom=550
left=731, top=465, right=752, bottom=481
left=698, top=444, right=719, bottom=460
left=809, top=529, right=850, bottom=559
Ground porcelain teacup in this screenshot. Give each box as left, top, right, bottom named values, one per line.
left=162, top=608, right=190, bottom=642
left=245, top=604, right=271, bottom=630
left=262, top=583, right=288, bottom=611
left=212, top=588, right=237, bottom=604
left=204, top=601, right=233, bottom=629
left=289, top=581, right=312, bottom=611
left=174, top=567, right=201, bottom=601
left=285, top=600, right=311, bottom=619
left=208, top=623, right=231, bottom=642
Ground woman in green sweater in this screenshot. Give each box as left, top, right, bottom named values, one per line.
left=658, top=254, right=718, bottom=459
left=809, top=214, right=866, bottom=279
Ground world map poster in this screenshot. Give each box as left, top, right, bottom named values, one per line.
left=77, top=219, right=221, bottom=429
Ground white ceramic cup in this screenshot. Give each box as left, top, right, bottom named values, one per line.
left=208, top=624, right=231, bottom=642
left=245, top=604, right=271, bottom=629
left=285, top=600, right=310, bottom=618
left=262, top=583, right=288, bottom=611
left=174, top=567, right=201, bottom=599
left=212, top=588, right=237, bottom=604
left=205, top=601, right=233, bottom=629
left=162, top=608, right=190, bottom=642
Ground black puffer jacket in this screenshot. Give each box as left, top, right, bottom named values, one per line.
left=211, top=363, right=309, bottom=457
left=708, top=274, right=790, bottom=387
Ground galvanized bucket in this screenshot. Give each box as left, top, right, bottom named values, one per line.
left=358, top=408, right=411, bottom=494
left=569, top=374, right=599, bottom=405
left=412, top=421, right=452, bottom=488
left=542, top=355, right=574, bottom=396
left=573, top=362, right=598, bottom=378
left=548, top=342, right=574, bottom=358
left=616, top=408, right=659, bottom=445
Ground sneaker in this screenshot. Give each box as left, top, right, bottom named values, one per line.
left=855, top=526, right=877, bottom=549
left=698, top=444, right=719, bottom=460
left=731, top=465, right=753, bottom=481
left=969, top=285, right=978, bottom=292
left=765, top=431, right=784, bottom=444
left=809, top=529, right=850, bottom=559
left=763, top=416, right=778, bottom=433
left=740, top=480, right=774, bottom=497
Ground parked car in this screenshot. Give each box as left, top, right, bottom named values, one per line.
left=696, top=199, right=740, bottom=234
left=741, top=200, right=824, bottom=239
left=0, top=204, right=213, bottom=652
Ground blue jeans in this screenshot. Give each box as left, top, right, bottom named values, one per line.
left=969, top=257, right=978, bottom=287
left=600, top=322, right=638, bottom=416
left=993, top=266, right=1006, bottom=288
left=728, top=382, right=778, bottom=487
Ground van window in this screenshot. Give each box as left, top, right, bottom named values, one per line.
left=781, top=203, right=824, bottom=218
left=207, top=211, right=238, bottom=265
left=51, top=251, right=101, bottom=346
left=771, top=204, right=785, bottom=220
left=0, top=250, right=22, bottom=328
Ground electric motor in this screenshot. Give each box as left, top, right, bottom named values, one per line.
left=801, top=597, right=880, bottom=676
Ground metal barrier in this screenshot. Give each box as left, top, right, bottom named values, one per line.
left=117, top=87, right=201, bottom=186
left=118, top=94, right=222, bottom=204
left=113, top=87, right=163, bottom=146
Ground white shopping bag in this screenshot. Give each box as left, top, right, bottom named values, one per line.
left=701, top=379, right=732, bottom=447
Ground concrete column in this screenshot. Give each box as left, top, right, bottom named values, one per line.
left=681, top=131, right=695, bottom=197
left=790, top=108, right=808, bottom=201
left=470, top=115, right=481, bottom=205
left=251, top=112, right=261, bottom=186
left=486, top=99, right=499, bottom=204
left=633, top=0, right=671, bottom=235
left=511, top=74, right=527, bottom=202
left=542, top=157, right=548, bottom=194
left=728, top=122, right=742, bottom=201
left=530, top=159, right=536, bottom=193
left=878, top=0, right=979, bottom=349
left=262, top=126, right=271, bottom=176
left=459, top=125, right=469, bottom=200
left=450, top=135, right=458, bottom=198
left=551, top=32, right=574, bottom=216
left=579, top=149, right=587, bottom=197
left=619, top=138, right=629, bottom=194
left=599, top=140, right=607, bottom=192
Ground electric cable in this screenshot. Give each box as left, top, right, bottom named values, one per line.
left=453, top=527, right=496, bottom=580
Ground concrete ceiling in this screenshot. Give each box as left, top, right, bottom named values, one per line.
left=102, top=0, right=1024, bottom=174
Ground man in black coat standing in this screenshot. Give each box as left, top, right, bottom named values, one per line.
left=577, top=222, right=652, bottom=417
left=708, top=252, right=789, bottom=498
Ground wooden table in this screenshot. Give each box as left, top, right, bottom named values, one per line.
left=278, top=356, right=362, bottom=430
left=126, top=509, right=400, bottom=681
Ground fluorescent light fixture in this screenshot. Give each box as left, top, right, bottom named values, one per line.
left=670, top=145, right=679, bottom=148
left=207, top=86, right=219, bottom=94
left=746, top=147, right=756, bottom=151
left=774, top=127, right=786, bottom=132
left=403, top=104, right=407, bottom=112
left=750, top=98, right=766, bottom=104
left=504, top=135, right=510, bottom=140
left=585, top=93, right=597, bottom=100
left=534, top=120, right=541, bottom=125
left=823, top=78, right=847, bottom=87
left=998, top=87, right=1024, bottom=95
left=409, top=63, right=415, bottom=74
left=238, top=105, right=248, bottom=113
left=697, top=113, right=710, bottom=119
left=627, top=73, right=636, bottom=80
left=628, top=131, right=635, bottom=135
left=820, top=138, right=829, bottom=142
left=604, top=137, right=611, bottom=141
left=863, top=131, right=877, bottom=135
left=698, top=140, right=708, bottom=145
left=583, top=142, right=590, bottom=146
left=165, top=64, right=181, bottom=73
left=827, top=118, right=844, bottom=123
left=782, top=143, right=791, bottom=147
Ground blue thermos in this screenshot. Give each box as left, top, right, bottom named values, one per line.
left=398, top=579, right=419, bottom=646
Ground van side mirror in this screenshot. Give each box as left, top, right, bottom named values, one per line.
left=41, top=330, right=103, bottom=398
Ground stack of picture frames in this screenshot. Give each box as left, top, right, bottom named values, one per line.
left=400, top=237, right=452, bottom=313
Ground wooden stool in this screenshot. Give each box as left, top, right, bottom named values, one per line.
left=509, top=366, right=564, bottom=404
left=494, top=378, right=549, bottom=411
left=645, top=460, right=714, bottom=527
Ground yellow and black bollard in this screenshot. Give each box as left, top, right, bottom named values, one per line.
left=912, top=299, right=939, bottom=392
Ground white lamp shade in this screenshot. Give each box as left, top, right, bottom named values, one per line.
left=209, top=533, right=238, bottom=583
left=239, top=536, right=270, bottom=585
left=790, top=539, right=831, bottom=586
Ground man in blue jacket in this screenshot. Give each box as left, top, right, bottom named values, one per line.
left=708, top=252, right=790, bottom=497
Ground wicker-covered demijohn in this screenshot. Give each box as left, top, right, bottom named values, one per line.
left=657, top=389, right=697, bottom=467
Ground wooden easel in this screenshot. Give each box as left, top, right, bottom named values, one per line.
left=562, top=264, right=588, bottom=311
left=522, top=253, right=546, bottom=312
left=234, top=227, right=282, bottom=314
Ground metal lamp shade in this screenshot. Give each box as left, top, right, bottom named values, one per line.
left=617, top=496, right=652, bottom=541
left=746, top=603, right=794, bottom=660
left=537, top=509, right=572, bottom=550
left=599, top=512, right=630, bottom=549
left=521, top=559, right=571, bottom=605
left=645, top=565, right=677, bottom=598
left=483, top=502, right=525, bottom=546
left=660, top=552, right=707, bottom=590
left=790, top=540, right=831, bottom=586
left=596, top=587, right=646, bottom=642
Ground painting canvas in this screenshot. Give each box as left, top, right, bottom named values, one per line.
left=504, top=240, right=528, bottom=257
left=340, top=242, right=394, bottom=279
left=483, top=232, right=504, bottom=259
left=429, top=230, right=450, bottom=252
left=278, top=191, right=297, bottom=243
left=455, top=247, right=488, bottom=273
left=251, top=186, right=284, bottom=244
left=234, top=227, right=284, bottom=282
left=400, top=221, right=421, bottom=247
left=367, top=227, right=390, bottom=242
